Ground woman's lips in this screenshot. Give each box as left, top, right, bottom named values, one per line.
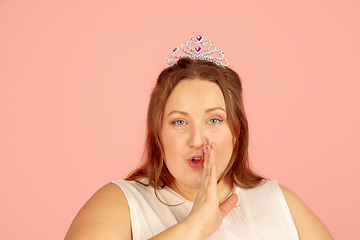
left=187, top=154, right=204, bottom=169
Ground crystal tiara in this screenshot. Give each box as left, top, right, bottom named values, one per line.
left=167, top=35, right=229, bottom=67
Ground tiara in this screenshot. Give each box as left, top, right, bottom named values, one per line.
left=167, top=35, right=229, bottom=67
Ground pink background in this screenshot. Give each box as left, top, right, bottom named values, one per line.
left=1, top=1, right=359, bottom=239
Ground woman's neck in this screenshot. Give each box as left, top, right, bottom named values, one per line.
left=169, top=176, right=233, bottom=203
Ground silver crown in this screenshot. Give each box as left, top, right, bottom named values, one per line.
left=167, top=35, right=229, bottom=67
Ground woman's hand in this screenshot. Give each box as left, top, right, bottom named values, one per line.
left=184, top=142, right=238, bottom=238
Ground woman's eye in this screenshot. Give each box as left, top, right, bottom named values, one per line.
left=173, top=120, right=186, bottom=126
left=208, top=118, right=222, bottom=124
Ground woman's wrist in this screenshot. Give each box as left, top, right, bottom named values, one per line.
left=148, top=218, right=206, bottom=240
left=181, top=217, right=207, bottom=240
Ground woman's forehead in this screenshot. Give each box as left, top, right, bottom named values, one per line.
left=164, top=79, right=226, bottom=114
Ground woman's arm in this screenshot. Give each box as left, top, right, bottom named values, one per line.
left=64, top=183, right=132, bottom=240
left=64, top=143, right=237, bottom=240
left=64, top=182, right=205, bottom=240
left=280, top=185, right=334, bottom=240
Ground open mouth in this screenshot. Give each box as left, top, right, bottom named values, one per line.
left=188, top=155, right=205, bottom=169
left=192, top=157, right=203, bottom=162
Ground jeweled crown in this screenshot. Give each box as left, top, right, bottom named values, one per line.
left=167, top=35, right=229, bottom=67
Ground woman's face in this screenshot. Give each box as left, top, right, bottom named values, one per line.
left=161, top=79, right=234, bottom=190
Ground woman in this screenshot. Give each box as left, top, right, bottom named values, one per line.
left=65, top=36, right=333, bottom=240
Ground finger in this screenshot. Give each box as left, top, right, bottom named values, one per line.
left=199, top=145, right=210, bottom=191
left=209, top=141, right=216, bottom=168
left=207, top=160, right=218, bottom=195
left=219, top=194, right=238, bottom=218
left=204, top=143, right=218, bottom=197
left=207, top=142, right=217, bottom=188
left=204, top=144, right=212, bottom=175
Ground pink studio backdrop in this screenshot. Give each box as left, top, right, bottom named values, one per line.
left=1, top=1, right=359, bottom=239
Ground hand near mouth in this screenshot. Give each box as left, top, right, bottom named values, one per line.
left=183, top=142, right=239, bottom=239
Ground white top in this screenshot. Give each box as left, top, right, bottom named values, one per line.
left=112, top=178, right=299, bottom=240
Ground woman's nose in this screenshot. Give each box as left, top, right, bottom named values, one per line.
left=187, top=125, right=207, bottom=149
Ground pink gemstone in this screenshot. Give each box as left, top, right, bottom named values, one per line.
left=196, top=35, right=202, bottom=41
left=195, top=46, right=201, bottom=52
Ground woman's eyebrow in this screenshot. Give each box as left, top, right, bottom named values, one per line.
left=167, top=110, right=188, bottom=116
left=168, top=107, right=225, bottom=116
left=205, top=107, right=226, bottom=113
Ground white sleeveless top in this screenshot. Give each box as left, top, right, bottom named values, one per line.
left=112, top=178, right=299, bottom=240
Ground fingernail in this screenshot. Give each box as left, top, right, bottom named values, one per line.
left=209, top=141, right=212, bottom=149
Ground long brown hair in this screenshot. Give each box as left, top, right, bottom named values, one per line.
left=126, top=58, right=264, bottom=189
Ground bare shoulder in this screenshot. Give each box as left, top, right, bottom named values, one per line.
left=279, top=185, right=334, bottom=240
left=64, top=183, right=132, bottom=240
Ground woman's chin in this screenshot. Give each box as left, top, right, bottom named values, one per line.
left=184, top=178, right=203, bottom=189
left=173, top=177, right=202, bottom=190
